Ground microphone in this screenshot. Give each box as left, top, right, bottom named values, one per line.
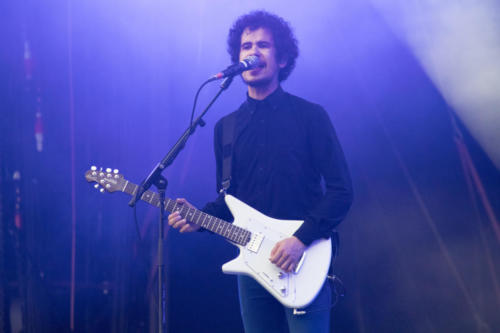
left=212, top=55, right=260, bottom=80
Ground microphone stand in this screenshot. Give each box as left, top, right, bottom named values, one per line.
left=128, top=76, right=234, bottom=333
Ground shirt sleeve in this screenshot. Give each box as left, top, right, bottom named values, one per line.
left=293, top=106, right=353, bottom=246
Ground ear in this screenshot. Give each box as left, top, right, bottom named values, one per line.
left=278, top=56, right=288, bottom=69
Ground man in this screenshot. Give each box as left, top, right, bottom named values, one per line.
left=168, top=10, right=353, bottom=333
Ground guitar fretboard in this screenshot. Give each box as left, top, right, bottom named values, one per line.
left=122, top=181, right=251, bottom=246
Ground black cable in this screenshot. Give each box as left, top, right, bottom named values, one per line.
left=133, top=205, right=142, bottom=241
left=190, top=78, right=215, bottom=128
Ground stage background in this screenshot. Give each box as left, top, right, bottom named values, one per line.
left=1, top=1, right=499, bottom=332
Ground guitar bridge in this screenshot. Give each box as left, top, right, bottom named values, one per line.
left=246, top=233, right=264, bottom=253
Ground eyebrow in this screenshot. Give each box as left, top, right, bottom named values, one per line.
left=240, top=40, right=272, bottom=48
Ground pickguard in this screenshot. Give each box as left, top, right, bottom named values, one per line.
left=242, top=218, right=293, bottom=299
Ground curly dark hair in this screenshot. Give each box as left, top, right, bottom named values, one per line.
left=227, top=10, right=299, bottom=82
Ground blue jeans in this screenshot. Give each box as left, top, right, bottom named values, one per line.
left=238, top=275, right=331, bottom=333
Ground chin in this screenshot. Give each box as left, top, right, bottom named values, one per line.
left=243, top=75, right=273, bottom=88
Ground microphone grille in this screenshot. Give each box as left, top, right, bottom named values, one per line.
left=243, top=55, right=260, bottom=69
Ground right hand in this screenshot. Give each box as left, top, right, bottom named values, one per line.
left=167, top=198, right=201, bottom=233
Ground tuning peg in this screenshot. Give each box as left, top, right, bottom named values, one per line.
left=100, top=188, right=105, bottom=193
left=91, top=166, right=97, bottom=171
left=113, top=169, right=119, bottom=174
left=94, top=184, right=99, bottom=189
left=106, top=168, right=112, bottom=173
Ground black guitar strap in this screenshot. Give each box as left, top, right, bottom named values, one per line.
left=220, top=114, right=235, bottom=194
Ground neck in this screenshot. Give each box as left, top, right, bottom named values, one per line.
left=247, top=79, right=279, bottom=100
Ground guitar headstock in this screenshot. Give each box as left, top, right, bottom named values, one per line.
left=85, top=166, right=125, bottom=193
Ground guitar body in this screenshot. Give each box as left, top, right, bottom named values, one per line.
left=221, top=195, right=331, bottom=309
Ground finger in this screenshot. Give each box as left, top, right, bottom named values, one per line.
left=276, top=253, right=289, bottom=266
left=173, top=219, right=187, bottom=229
left=270, top=242, right=283, bottom=260
left=167, top=216, right=177, bottom=226
left=168, top=211, right=178, bottom=218
left=168, top=212, right=179, bottom=222
left=168, top=213, right=180, bottom=226
left=281, top=258, right=295, bottom=273
left=176, top=198, right=194, bottom=209
left=270, top=243, right=279, bottom=257
left=270, top=248, right=283, bottom=263
left=179, top=224, right=191, bottom=233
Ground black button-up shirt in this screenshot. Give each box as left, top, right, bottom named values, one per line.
left=202, top=87, right=353, bottom=246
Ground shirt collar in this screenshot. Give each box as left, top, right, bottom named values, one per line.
left=246, top=86, right=286, bottom=112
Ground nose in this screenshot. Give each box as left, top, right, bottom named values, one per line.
left=250, top=44, right=262, bottom=56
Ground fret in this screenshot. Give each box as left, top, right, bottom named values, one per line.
left=124, top=182, right=136, bottom=196
left=222, top=222, right=230, bottom=237
left=212, top=217, right=219, bottom=232
left=212, top=218, right=219, bottom=233
left=224, top=223, right=233, bottom=237
left=186, top=207, right=195, bottom=222
left=238, top=229, right=243, bottom=244
left=201, top=213, right=208, bottom=228
left=227, top=226, right=236, bottom=242
left=237, top=229, right=244, bottom=244
left=122, top=180, right=129, bottom=192
left=233, top=227, right=240, bottom=242
left=165, top=199, right=174, bottom=211
left=216, top=219, right=224, bottom=234
left=141, top=191, right=153, bottom=204
left=130, top=184, right=138, bottom=196
left=221, top=221, right=229, bottom=238
left=195, top=210, right=202, bottom=225
left=182, top=206, right=190, bottom=217
left=214, top=219, right=222, bottom=234
left=207, top=216, right=214, bottom=231
left=233, top=228, right=241, bottom=243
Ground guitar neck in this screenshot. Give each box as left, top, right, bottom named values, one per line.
left=122, top=181, right=251, bottom=246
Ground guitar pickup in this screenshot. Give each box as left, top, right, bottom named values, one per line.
left=246, top=233, right=264, bottom=253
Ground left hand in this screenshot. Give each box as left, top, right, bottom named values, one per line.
left=270, top=236, right=306, bottom=273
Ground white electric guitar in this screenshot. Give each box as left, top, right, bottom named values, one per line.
left=85, top=167, right=331, bottom=309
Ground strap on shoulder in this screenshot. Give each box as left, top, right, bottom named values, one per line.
left=220, top=114, right=235, bottom=194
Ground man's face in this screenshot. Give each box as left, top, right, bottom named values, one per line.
left=239, top=27, right=287, bottom=87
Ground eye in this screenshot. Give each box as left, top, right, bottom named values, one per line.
left=257, top=41, right=271, bottom=49
left=241, top=42, right=252, bottom=50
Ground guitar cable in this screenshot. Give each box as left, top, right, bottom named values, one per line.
left=133, top=204, right=142, bottom=241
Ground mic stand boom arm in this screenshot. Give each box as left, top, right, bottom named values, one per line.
left=128, top=76, right=233, bottom=208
